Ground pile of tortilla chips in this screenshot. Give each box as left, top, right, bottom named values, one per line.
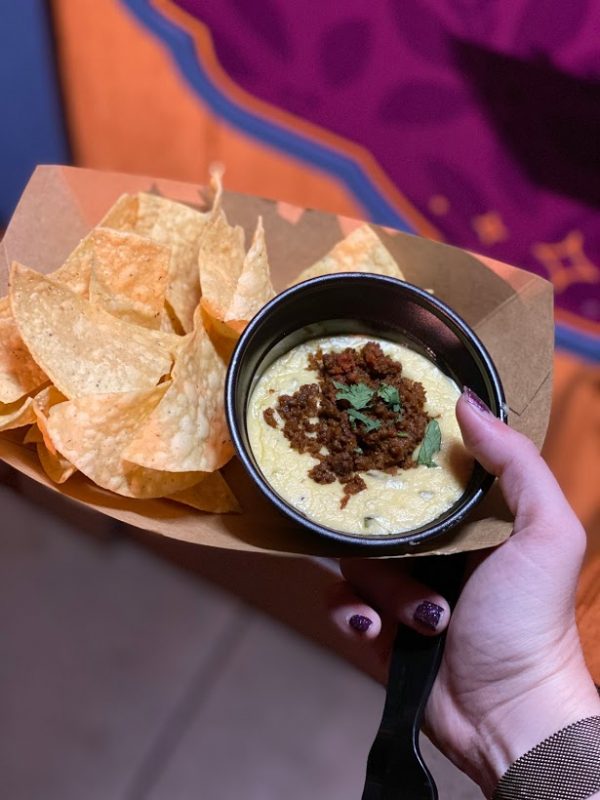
left=0, top=170, right=404, bottom=517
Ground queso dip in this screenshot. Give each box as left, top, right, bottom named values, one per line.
left=247, top=335, right=472, bottom=535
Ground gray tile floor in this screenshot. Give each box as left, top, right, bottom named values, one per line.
left=1, top=464, right=481, bottom=799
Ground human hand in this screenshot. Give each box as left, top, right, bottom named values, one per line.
left=329, top=388, right=600, bottom=796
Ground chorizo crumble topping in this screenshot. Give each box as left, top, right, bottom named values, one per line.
left=262, top=341, right=432, bottom=508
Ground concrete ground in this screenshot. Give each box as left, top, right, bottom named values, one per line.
left=1, top=463, right=481, bottom=799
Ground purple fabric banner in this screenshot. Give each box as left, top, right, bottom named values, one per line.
left=172, top=0, right=600, bottom=337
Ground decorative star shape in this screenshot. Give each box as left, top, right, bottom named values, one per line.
left=471, top=211, right=509, bottom=246
left=532, top=230, right=599, bottom=293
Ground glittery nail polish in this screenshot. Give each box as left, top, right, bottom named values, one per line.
left=349, top=614, right=372, bottom=633
left=463, top=386, right=491, bottom=415
left=414, top=601, right=444, bottom=631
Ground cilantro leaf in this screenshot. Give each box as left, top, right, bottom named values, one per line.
left=416, top=419, right=442, bottom=467
left=333, top=381, right=374, bottom=410
left=347, top=408, right=381, bottom=432
left=378, top=384, right=402, bottom=412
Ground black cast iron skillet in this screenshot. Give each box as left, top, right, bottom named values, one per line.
left=225, top=274, right=506, bottom=797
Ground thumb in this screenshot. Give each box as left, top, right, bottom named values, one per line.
left=457, top=388, right=581, bottom=537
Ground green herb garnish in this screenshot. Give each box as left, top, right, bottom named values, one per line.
left=416, top=419, right=442, bottom=467
left=378, top=384, right=402, bottom=413
left=397, top=431, right=409, bottom=438
left=333, top=380, right=374, bottom=409
left=334, top=381, right=381, bottom=431
left=347, top=408, right=382, bottom=432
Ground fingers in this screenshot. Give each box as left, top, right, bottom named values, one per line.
left=328, top=581, right=382, bottom=640
left=330, top=389, right=582, bottom=649
left=457, top=388, right=579, bottom=533
left=336, top=558, right=450, bottom=636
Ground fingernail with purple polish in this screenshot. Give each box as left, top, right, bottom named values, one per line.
left=414, top=601, right=444, bottom=631
left=349, top=614, right=372, bottom=633
left=463, top=386, right=491, bottom=415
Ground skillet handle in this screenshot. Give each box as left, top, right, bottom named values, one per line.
left=361, top=554, right=466, bottom=800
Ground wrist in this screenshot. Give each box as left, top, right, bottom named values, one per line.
left=469, top=671, right=600, bottom=797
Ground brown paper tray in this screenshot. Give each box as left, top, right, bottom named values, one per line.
left=0, top=166, right=554, bottom=557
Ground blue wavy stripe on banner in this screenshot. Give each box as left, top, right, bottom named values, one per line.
left=120, top=0, right=414, bottom=232
left=555, top=323, right=599, bottom=363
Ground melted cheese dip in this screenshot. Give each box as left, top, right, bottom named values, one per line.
left=247, top=335, right=472, bottom=536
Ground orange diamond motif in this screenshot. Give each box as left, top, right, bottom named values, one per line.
left=532, top=230, right=599, bottom=293
left=471, top=211, right=509, bottom=246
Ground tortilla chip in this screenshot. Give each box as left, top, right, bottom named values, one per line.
left=150, top=202, right=211, bottom=332
left=169, top=471, right=241, bottom=513
left=200, top=214, right=275, bottom=337
left=289, top=224, right=405, bottom=286
left=198, top=208, right=246, bottom=321
left=200, top=306, right=240, bottom=363
left=0, top=296, right=11, bottom=319
left=37, top=441, right=76, bottom=484
left=51, top=227, right=170, bottom=323
left=122, top=318, right=233, bottom=472
left=0, top=314, right=48, bottom=403
left=102, top=180, right=221, bottom=332
left=89, top=270, right=161, bottom=330
left=49, top=236, right=94, bottom=297
left=32, top=385, right=67, bottom=454
left=224, top=217, right=275, bottom=328
left=33, top=384, right=66, bottom=415
left=0, top=396, right=36, bottom=431
left=160, top=301, right=185, bottom=335
left=99, top=193, right=140, bottom=230
left=10, top=264, right=173, bottom=399
left=23, top=424, right=44, bottom=444
left=46, top=383, right=204, bottom=498
left=89, top=227, right=169, bottom=310
left=33, top=381, right=106, bottom=489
